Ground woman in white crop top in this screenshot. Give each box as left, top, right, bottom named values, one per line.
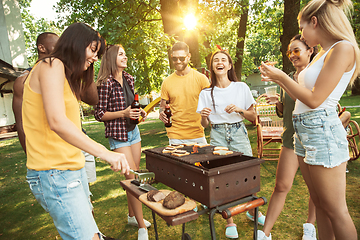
left=197, top=50, right=261, bottom=239
left=259, top=0, right=359, bottom=240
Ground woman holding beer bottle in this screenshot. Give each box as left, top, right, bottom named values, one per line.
left=94, top=44, right=150, bottom=240
left=197, top=50, right=265, bottom=238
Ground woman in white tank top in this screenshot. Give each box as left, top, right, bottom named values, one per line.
left=259, top=0, right=359, bottom=240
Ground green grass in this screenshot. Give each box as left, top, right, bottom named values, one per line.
left=1, top=96, right=360, bottom=239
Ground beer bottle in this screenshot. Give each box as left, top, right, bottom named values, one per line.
left=164, top=100, right=172, bottom=127
left=130, top=93, right=140, bottom=124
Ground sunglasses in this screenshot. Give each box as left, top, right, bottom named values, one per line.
left=171, top=56, right=187, bottom=62
left=286, top=49, right=301, bottom=58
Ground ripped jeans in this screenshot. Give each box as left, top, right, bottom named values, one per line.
left=26, top=167, right=99, bottom=240
left=293, top=108, right=349, bottom=168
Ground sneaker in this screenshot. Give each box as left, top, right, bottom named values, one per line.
left=193, top=206, right=198, bottom=212
left=128, top=215, right=151, bottom=228
left=302, top=223, right=317, bottom=240
left=225, top=223, right=238, bottom=239
left=138, top=228, right=149, bottom=240
left=246, top=211, right=266, bottom=226
left=257, top=230, right=271, bottom=240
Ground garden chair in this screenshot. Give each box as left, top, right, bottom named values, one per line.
left=255, top=94, right=283, bottom=160
left=338, top=104, right=360, bottom=161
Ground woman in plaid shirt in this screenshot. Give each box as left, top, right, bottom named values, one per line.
left=94, top=44, right=149, bottom=240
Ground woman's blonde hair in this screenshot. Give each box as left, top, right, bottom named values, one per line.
left=298, top=0, right=360, bottom=85
left=96, top=44, right=123, bottom=85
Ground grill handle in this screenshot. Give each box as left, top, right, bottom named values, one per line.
left=221, top=197, right=267, bottom=219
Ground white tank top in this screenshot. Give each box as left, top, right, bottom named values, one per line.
left=293, top=40, right=355, bottom=114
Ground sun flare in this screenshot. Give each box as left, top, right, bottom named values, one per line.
left=184, top=14, right=197, bottom=30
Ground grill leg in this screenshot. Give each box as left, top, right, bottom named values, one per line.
left=209, top=208, right=217, bottom=240
left=253, top=207, right=259, bottom=240
left=152, top=211, right=159, bottom=240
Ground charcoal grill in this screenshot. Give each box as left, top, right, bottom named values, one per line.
left=143, top=146, right=266, bottom=239
left=144, top=146, right=264, bottom=208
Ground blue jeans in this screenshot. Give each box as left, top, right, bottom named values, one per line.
left=26, top=167, right=99, bottom=240
left=108, top=125, right=141, bottom=150
left=210, top=121, right=253, bottom=156
left=293, top=108, right=349, bottom=168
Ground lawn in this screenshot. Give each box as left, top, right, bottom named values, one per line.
left=0, top=95, right=359, bottom=240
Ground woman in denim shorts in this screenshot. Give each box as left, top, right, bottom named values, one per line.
left=259, top=35, right=318, bottom=240
left=24, top=23, right=130, bottom=240
left=94, top=45, right=150, bottom=240
left=260, top=1, right=359, bottom=239
left=197, top=50, right=264, bottom=239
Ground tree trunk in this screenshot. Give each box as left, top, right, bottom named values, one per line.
left=234, top=1, right=249, bottom=81
left=281, top=0, right=300, bottom=74
left=351, top=77, right=360, bottom=95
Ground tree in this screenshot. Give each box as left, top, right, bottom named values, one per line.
left=56, top=0, right=171, bottom=95
left=234, top=0, right=249, bottom=80
left=280, top=0, right=300, bottom=74
left=18, top=0, right=61, bottom=66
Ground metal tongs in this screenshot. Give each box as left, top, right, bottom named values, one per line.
left=129, top=169, right=155, bottom=185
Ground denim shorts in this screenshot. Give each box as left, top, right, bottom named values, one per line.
left=26, top=167, right=99, bottom=240
left=293, top=108, right=349, bottom=168
left=108, top=125, right=141, bottom=150
left=210, top=121, right=253, bottom=156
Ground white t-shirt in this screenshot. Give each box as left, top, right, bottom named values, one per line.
left=197, top=81, right=255, bottom=124
left=294, top=40, right=355, bottom=114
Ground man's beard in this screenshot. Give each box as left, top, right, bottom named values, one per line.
left=174, top=62, right=187, bottom=71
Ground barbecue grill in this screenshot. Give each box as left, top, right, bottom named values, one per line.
left=144, top=146, right=264, bottom=208
left=143, top=146, right=266, bottom=239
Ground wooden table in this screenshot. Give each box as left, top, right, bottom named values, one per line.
left=120, top=180, right=266, bottom=240
left=120, top=180, right=198, bottom=239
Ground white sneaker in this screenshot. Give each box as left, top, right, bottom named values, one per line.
left=138, top=228, right=148, bottom=240
left=257, top=230, right=271, bottom=240
left=303, top=223, right=317, bottom=240
left=128, top=215, right=151, bottom=228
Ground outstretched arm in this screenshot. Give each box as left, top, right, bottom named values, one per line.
left=260, top=42, right=355, bottom=109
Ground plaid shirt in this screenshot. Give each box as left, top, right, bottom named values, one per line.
left=94, top=72, right=134, bottom=141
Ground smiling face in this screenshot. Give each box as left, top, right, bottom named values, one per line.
left=287, top=40, right=313, bottom=69
left=84, top=41, right=100, bottom=71
left=171, top=50, right=190, bottom=71
left=212, top=52, right=231, bottom=77
left=116, top=47, right=127, bottom=70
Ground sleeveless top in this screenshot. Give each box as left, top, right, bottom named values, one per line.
left=23, top=61, right=84, bottom=170
left=294, top=40, right=356, bottom=114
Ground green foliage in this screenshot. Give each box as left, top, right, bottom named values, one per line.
left=244, top=0, right=284, bottom=73
left=18, top=1, right=62, bottom=66
left=55, top=0, right=172, bottom=95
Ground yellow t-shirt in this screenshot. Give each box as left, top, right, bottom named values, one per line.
left=161, top=69, right=210, bottom=139
left=23, top=63, right=84, bottom=170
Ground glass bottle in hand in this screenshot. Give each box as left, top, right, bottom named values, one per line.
left=130, top=93, right=140, bottom=124
left=164, top=100, right=172, bottom=127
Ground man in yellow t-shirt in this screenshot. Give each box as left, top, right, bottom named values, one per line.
left=159, top=42, right=209, bottom=144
